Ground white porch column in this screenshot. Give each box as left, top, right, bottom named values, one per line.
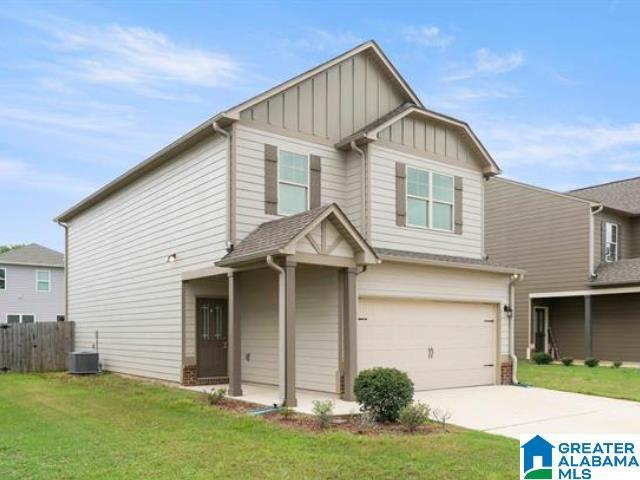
left=341, top=267, right=358, bottom=401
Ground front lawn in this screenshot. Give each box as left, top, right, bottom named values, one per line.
left=518, top=361, right=640, bottom=402
left=0, top=373, right=518, bottom=479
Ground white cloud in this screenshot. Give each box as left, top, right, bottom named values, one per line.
left=0, top=158, right=97, bottom=196
left=474, top=48, right=524, bottom=74
left=279, top=29, right=363, bottom=54
left=403, top=25, right=454, bottom=48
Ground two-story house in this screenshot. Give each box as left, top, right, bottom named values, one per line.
left=55, top=41, right=522, bottom=406
left=0, top=243, right=65, bottom=324
left=486, top=176, right=640, bottom=364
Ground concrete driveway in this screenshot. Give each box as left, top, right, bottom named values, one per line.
left=415, top=385, right=640, bottom=439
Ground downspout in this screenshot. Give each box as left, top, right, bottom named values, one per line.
left=350, top=141, right=367, bottom=240
left=508, top=273, right=523, bottom=385
left=589, top=204, right=604, bottom=278
left=266, top=255, right=286, bottom=404
left=212, top=121, right=233, bottom=251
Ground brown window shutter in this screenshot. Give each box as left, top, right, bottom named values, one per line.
left=264, top=144, right=278, bottom=214
left=309, top=154, right=322, bottom=209
left=454, top=176, right=463, bottom=234
left=395, top=162, right=406, bottom=226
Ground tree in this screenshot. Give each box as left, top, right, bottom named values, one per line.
left=0, top=244, right=25, bottom=255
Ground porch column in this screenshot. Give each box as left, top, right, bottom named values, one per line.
left=283, top=258, right=297, bottom=407
left=227, top=271, right=242, bottom=396
left=584, top=294, right=593, bottom=359
left=341, top=267, right=358, bottom=401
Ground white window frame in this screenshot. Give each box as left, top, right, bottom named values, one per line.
left=405, top=167, right=455, bottom=232
left=5, top=313, right=36, bottom=324
left=604, top=222, right=619, bottom=263
left=277, top=149, right=310, bottom=216
left=0, top=267, right=5, bottom=291
left=35, top=269, right=51, bottom=292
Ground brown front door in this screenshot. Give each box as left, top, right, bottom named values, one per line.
left=196, top=298, right=228, bottom=378
left=533, top=307, right=547, bottom=353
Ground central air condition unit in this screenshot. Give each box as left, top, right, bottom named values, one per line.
left=68, top=351, right=100, bottom=374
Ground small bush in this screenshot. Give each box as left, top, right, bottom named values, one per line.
left=532, top=352, right=553, bottom=365
left=584, top=357, right=600, bottom=368
left=312, top=400, right=334, bottom=429
left=431, top=408, right=452, bottom=432
left=399, top=402, right=430, bottom=433
left=352, top=410, right=376, bottom=434
left=354, top=367, right=414, bottom=422
left=279, top=407, right=295, bottom=420
left=561, top=357, right=574, bottom=366
left=207, top=388, right=226, bottom=406
left=612, top=361, right=623, bottom=369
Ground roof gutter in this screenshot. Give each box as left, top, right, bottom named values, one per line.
left=589, top=204, right=604, bottom=278
left=212, top=121, right=233, bottom=249
left=378, top=252, right=525, bottom=275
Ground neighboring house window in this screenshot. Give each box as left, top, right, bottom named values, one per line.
left=57, top=315, right=65, bottom=322
left=21, top=314, right=35, bottom=323
left=5, top=314, right=35, bottom=324
left=6, top=314, right=19, bottom=324
left=406, top=167, right=454, bottom=231
left=0, top=267, right=5, bottom=290
left=36, top=270, right=51, bottom=292
left=278, top=150, right=309, bottom=215
left=605, top=222, right=619, bottom=262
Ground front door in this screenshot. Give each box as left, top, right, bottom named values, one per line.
left=196, top=298, right=228, bottom=378
left=533, top=307, right=548, bottom=353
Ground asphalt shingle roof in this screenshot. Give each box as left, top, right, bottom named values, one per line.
left=571, top=177, right=640, bottom=214
left=592, top=258, right=640, bottom=286
left=0, top=243, right=64, bottom=267
left=375, top=247, right=520, bottom=271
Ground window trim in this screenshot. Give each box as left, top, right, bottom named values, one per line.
left=5, top=313, right=36, bottom=324
left=405, top=167, right=455, bottom=232
left=604, top=222, right=619, bottom=263
left=0, top=267, right=5, bottom=291
left=277, top=149, right=310, bottom=216
left=35, top=269, right=51, bottom=292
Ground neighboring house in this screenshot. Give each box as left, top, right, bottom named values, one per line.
left=486, top=176, right=640, bottom=363
left=55, top=41, right=522, bottom=406
left=0, top=243, right=65, bottom=324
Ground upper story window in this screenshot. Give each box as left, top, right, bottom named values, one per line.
left=0, top=267, right=5, bottom=290
left=604, top=222, right=619, bottom=262
left=406, top=167, right=454, bottom=231
left=36, top=270, right=51, bottom=292
left=278, top=150, right=309, bottom=215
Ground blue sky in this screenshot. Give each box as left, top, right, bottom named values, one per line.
left=2, top=1, right=640, bottom=251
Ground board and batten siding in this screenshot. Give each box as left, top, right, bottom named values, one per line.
left=239, top=266, right=340, bottom=393
left=0, top=264, right=65, bottom=323
left=485, top=178, right=591, bottom=357
left=238, top=51, right=406, bottom=141
left=368, top=143, right=484, bottom=259
left=67, top=135, right=228, bottom=382
left=234, top=124, right=348, bottom=241
left=359, top=262, right=511, bottom=355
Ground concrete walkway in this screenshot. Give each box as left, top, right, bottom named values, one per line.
left=414, top=385, right=640, bottom=439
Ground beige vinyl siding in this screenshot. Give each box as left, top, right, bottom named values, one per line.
left=368, top=143, right=484, bottom=259
left=485, top=178, right=591, bottom=357
left=67, top=135, right=228, bottom=382
left=239, top=51, right=405, bottom=141
left=358, top=262, right=511, bottom=354
left=234, top=124, right=348, bottom=241
left=239, top=266, right=340, bottom=393
left=377, top=114, right=482, bottom=171
left=593, top=210, right=632, bottom=266
left=343, top=149, right=364, bottom=233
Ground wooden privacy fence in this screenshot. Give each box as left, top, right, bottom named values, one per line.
left=0, top=322, right=74, bottom=373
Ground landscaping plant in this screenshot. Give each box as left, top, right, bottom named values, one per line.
left=532, top=352, right=553, bottom=365
left=561, top=357, right=573, bottom=366
left=431, top=408, right=452, bottom=432
left=584, top=357, right=600, bottom=368
left=354, top=367, right=414, bottom=422
left=399, top=401, right=430, bottom=433
left=613, top=361, right=623, bottom=369
left=206, top=388, right=226, bottom=406
left=312, top=400, right=334, bottom=429
left=352, top=410, right=376, bottom=434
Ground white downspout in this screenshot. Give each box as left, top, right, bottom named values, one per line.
left=508, top=273, right=523, bottom=384
left=350, top=141, right=367, bottom=240
left=212, top=121, right=233, bottom=250
left=589, top=204, right=604, bottom=278
left=266, top=255, right=286, bottom=404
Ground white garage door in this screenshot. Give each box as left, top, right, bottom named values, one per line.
left=358, top=298, right=497, bottom=391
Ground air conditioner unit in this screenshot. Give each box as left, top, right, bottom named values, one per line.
left=68, top=351, right=100, bottom=374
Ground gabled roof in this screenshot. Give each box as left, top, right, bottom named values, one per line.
left=217, top=204, right=379, bottom=267
left=335, top=104, right=501, bottom=175
left=570, top=177, right=640, bottom=215
left=0, top=243, right=64, bottom=268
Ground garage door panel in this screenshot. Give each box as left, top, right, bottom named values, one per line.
left=358, top=298, right=496, bottom=391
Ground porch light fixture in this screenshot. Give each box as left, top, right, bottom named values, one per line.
left=503, top=305, right=513, bottom=319
left=166, top=253, right=177, bottom=263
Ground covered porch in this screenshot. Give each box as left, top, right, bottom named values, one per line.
left=180, top=204, right=378, bottom=407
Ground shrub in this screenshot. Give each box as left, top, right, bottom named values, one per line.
left=354, top=367, right=414, bottom=422
left=399, top=401, right=430, bottom=433
left=352, top=410, right=376, bottom=434
left=207, top=388, right=226, bottom=406
left=584, top=357, right=600, bottom=368
left=312, top=400, right=334, bottom=429
left=279, top=407, right=295, bottom=420
left=431, top=408, right=452, bottom=432
left=613, top=361, right=623, bottom=369
left=561, top=357, right=574, bottom=366
left=532, top=352, right=553, bottom=365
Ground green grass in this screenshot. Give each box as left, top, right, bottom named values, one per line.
left=0, top=373, right=518, bottom=479
left=518, top=361, right=640, bottom=402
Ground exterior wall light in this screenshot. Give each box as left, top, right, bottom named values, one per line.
left=166, top=253, right=177, bottom=263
